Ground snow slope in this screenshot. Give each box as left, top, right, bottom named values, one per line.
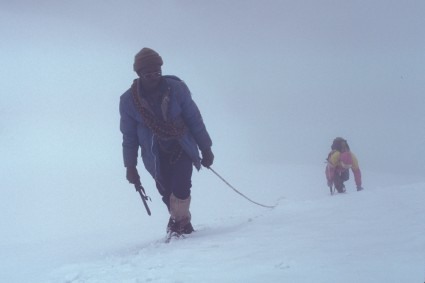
left=3, top=164, right=424, bottom=283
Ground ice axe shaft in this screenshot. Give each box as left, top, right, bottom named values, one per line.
left=134, top=184, right=152, bottom=216
left=329, top=184, right=334, bottom=195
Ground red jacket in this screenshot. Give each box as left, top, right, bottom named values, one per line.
left=325, top=150, right=362, bottom=187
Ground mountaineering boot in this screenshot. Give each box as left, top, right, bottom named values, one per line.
left=335, top=184, right=346, bottom=193
left=182, top=222, right=194, bottom=234
left=166, top=217, right=194, bottom=235
left=169, top=194, right=194, bottom=235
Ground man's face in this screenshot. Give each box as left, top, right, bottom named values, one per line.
left=138, top=65, right=162, bottom=91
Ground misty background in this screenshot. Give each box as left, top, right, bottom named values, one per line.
left=1, top=1, right=424, bottom=248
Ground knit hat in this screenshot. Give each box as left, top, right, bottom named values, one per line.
left=133, top=48, right=163, bottom=72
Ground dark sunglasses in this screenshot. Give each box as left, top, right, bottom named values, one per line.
left=139, top=71, right=162, bottom=79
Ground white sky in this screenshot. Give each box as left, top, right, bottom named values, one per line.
left=2, top=0, right=424, bottom=175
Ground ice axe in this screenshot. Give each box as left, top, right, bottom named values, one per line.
left=134, top=184, right=152, bottom=216
left=329, top=184, right=335, bottom=195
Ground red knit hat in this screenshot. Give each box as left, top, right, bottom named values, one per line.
left=133, top=48, right=163, bottom=72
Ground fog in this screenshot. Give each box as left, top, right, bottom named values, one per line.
left=1, top=0, right=424, bottom=247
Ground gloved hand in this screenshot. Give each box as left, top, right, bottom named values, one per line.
left=357, top=186, right=364, bottom=191
left=201, top=148, right=214, bottom=168
left=126, top=166, right=141, bottom=185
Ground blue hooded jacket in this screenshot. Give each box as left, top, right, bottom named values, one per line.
left=119, top=76, right=212, bottom=180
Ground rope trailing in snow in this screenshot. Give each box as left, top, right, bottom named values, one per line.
left=208, top=167, right=276, bottom=209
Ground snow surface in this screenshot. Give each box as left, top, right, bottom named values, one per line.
left=2, top=164, right=424, bottom=283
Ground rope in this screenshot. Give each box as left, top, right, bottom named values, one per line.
left=131, top=79, right=187, bottom=140
left=208, top=167, right=277, bottom=209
